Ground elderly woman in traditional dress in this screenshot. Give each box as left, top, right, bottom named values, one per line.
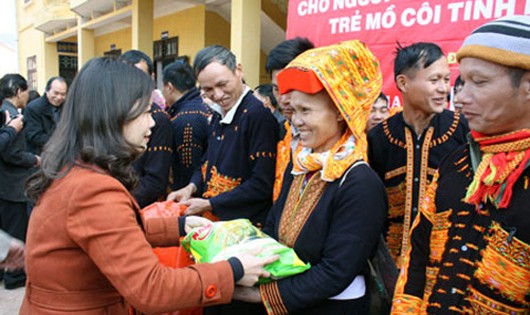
left=233, top=40, right=387, bottom=314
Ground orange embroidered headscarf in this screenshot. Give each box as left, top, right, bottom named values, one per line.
left=277, top=40, right=382, bottom=181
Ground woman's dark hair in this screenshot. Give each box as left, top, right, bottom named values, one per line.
left=0, top=74, right=28, bottom=103
left=26, top=57, right=154, bottom=201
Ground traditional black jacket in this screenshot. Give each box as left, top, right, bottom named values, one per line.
left=392, top=139, right=530, bottom=314
left=368, top=110, right=468, bottom=265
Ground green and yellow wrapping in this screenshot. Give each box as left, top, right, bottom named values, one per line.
left=181, top=219, right=310, bottom=283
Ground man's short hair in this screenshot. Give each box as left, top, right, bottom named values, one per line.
left=376, top=92, right=389, bottom=106
left=163, top=61, right=196, bottom=93
left=265, top=37, right=314, bottom=73
left=394, top=42, right=444, bottom=82
left=255, top=84, right=278, bottom=108
left=45, top=76, right=66, bottom=92
left=119, top=50, right=154, bottom=75
left=193, top=45, right=236, bottom=76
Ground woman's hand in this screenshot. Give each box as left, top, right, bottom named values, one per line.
left=184, top=216, right=212, bottom=234
left=166, top=183, right=196, bottom=202
left=234, top=251, right=279, bottom=287
left=233, top=286, right=262, bottom=303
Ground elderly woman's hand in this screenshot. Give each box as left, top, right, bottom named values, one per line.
left=233, top=286, right=262, bottom=303
left=234, top=250, right=279, bottom=287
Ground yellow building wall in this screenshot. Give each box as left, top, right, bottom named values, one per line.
left=95, top=28, right=132, bottom=56
left=259, top=51, right=270, bottom=85
left=17, top=29, right=47, bottom=91
left=205, top=11, right=230, bottom=48
left=153, top=5, right=206, bottom=63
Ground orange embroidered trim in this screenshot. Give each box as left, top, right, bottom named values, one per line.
left=400, top=127, right=434, bottom=265
left=429, top=110, right=461, bottom=148
left=260, top=281, right=288, bottom=315
left=474, top=222, right=530, bottom=306
left=387, top=223, right=404, bottom=263
left=147, top=145, right=173, bottom=153
left=273, top=122, right=293, bottom=202
left=201, top=161, right=208, bottom=182
left=448, top=306, right=465, bottom=313
left=420, top=171, right=438, bottom=223
left=249, top=151, right=276, bottom=160
left=391, top=294, right=426, bottom=315
left=278, top=174, right=327, bottom=247
left=465, top=286, right=530, bottom=315
left=171, top=110, right=210, bottom=121
left=387, top=181, right=406, bottom=218
left=385, top=166, right=407, bottom=180
left=202, top=166, right=242, bottom=199
left=383, top=119, right=406, bottom=149
left=423, top=266, right=439, bottom=302
left=428, top=210, right=452, bottom=263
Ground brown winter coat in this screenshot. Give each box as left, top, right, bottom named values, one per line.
left=20, top=164, right=233, bottom=314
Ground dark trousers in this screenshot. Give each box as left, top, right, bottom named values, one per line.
left=0, top=199, right=28, bottom=287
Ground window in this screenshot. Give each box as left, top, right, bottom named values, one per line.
left=59, top=55, right=78, bottom=87
left=27, top=56, right=37, bottom=90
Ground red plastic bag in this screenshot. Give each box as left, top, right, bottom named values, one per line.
left=132, top=201, right=202, bottom=315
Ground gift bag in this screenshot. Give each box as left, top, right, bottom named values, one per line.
left=134, top=201, right=202, bottom=315
left=182, top=219, right=310, bottom=284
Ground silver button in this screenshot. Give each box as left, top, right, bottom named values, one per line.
left=414, top=177, right=419, bottom=182
left=461, top=245, right=468, bottom=251
left=451, top=288, right=457, bottom=294
left=216, top=136, right=221, bottom=141
left=415, top=144, right=420, bottom=149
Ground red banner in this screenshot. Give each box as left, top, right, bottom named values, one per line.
left=287, top=0, right=530, bottom=108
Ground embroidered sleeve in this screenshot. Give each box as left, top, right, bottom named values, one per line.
left=260, top=282, right=288, bottom=315
left=391, top=294, right=426, bottom=315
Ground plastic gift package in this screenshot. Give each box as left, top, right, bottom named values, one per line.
left=182, top=219, right=310, bottom=284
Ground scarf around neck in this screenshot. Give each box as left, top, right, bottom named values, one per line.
left=464, top=129, right=530, bottom=209
left=292, top=131, right=358, bottom=182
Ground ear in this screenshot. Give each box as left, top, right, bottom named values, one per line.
left=336, top=110, right=344, bottom=121
left=396, top=74, right=408, bottom=93
left=166, top=82, right=176, bottom=93
left=235, top=63, right=244, bottom=78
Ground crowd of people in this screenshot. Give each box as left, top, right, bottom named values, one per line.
left=0, top=14, right=528, bottom=315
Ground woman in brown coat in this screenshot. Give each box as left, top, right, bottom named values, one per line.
left=21, top=57, right=276, bottom=315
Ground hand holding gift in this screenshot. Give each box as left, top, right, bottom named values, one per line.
left=182, top=219, right=310, bottom=284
